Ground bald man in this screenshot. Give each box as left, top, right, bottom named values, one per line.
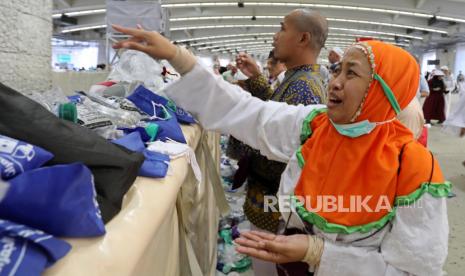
left=235, top=9, right=327, bottom=276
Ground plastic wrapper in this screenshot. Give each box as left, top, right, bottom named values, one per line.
left=25, top=87, right=70, bottom=114
left=82, top=96, right=139, bottom=127
left=76, top=97, right=123, bottom=140
left=216, top=228, right=251, bottom=274
left=108, top=50, right=166, bottom=92
left=85, top=91, right=149, bottom=126
left=106, top=96, right=150, bottom=119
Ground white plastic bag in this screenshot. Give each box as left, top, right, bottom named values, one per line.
left=108, top=50, right=166, bottom=92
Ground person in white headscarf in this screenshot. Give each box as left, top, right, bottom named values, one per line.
left=443, top=71, right=465, bottom=137
left=441, top=65, right=455, bottom=117
left=328, top=47, right=343, bottom=73
left=456, top=72, right=465, bottom=96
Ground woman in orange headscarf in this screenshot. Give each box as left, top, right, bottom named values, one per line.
left=113, top=25, right=450, bottom=276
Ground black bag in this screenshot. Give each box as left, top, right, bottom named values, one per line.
left=0, top=83, right=144, bottom=222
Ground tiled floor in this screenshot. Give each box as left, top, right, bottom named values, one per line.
left=428, top=98, right=465, bottom=276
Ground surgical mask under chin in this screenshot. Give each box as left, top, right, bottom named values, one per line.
left=149, top=102, right=172, bottom=121
left=330, top=71, right=401, bottom=138
left=330, top=117, right=395, bottom=138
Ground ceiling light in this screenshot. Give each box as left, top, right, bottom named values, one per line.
left=175, top=33, right=275, bottom=43
left=170, top=24, right=280, bottom=31
left=51, top=3, right=465, bottom=25
left=175, top=32, right=397, bottom=44
left=330, top=27, right=423, bottom=40
left=161, top=2, right=462, bottom=23
left=61, top=24, right=107, bottom=33
left=52, top=9, right=106, bottom=18
left=169, top=15, right=446, bottom=34
left=171, top=24, right=422, bottom=40
left=327, top=18, right=446, bottom=34
left=198, top=41, right=271, bottom=50
left=436, top=16, right=465, bottom=24
left=190, top=37, right=273, bottom=46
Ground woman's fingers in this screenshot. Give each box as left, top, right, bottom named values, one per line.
left=235, top=245, right=279, bottom=263
left=113, top=41, right=149, bottom=53
left=112, top=24, right=147, bottom=38
left=234, top=237, right=264, bottom=249
left=249, top=230, right=277, bottom=241
left=240, top=231, right=269, bottom=245
left=112, top=36, right=145, bottom=49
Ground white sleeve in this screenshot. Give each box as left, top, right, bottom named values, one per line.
left=317, top=194, right=448, bottom=276
left=164, top=60, right=325, bottom=162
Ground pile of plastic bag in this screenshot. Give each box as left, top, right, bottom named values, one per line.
left=216, top=135, right=252, bottom=275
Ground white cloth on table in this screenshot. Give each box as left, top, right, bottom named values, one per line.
left=147, top=139, right=202, bottom=184
left=163, top=60, right=449, bottom=276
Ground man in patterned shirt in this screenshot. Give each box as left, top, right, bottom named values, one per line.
left=234, top=8, right=328, bottom=276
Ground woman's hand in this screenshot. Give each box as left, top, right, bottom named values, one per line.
left=234, top=230, right=309, bottom=264
left=111, top=24, right=177, bottom=60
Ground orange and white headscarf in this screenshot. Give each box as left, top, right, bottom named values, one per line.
left=293, top=40, right=450, bottom=234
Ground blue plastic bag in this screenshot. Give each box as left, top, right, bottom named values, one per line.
left=128, top=85, right=196, bottom=124
left=0, top=135, right=53, bottom=180
left=139, top=150, right=170, bottom=178
left=0, top=163, right=106, bottom=237
left=113, top=132, right=146, bottom=152
left=118, top=123, right=159, bottom=143
left=148, top=111, right=186, bottom=143
left=120, top=111, right=186, bottom=144
left=119, top=126, right=153, bottom=143
left=0, top=219, right=71, bottom=276
left=67, top=94, right=83, bottom=104
left=112, top=133, right=170, bottom=178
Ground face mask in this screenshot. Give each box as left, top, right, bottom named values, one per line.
left=330, top=117, right=395, bottom=138
left=150, top=102, right=173, bottom=121
left=147, top=139, right=201, bottom=184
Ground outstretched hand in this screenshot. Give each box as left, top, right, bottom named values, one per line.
left=111, top=24, right=177, bottom=60
left=235, top=53, right=261, bottom=78
left=234, top=230, right=309, bottom=264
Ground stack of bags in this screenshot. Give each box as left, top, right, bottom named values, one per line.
left=0, top=134, right=105, bottom=275
left=0, top=72, right=196, bottom=275
left=0, top=49, right=199, bottom=275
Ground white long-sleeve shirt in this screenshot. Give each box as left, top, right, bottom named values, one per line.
left=164, top=61, right=449, bottom=276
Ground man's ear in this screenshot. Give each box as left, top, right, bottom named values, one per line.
left=300, top=32, right=312, bottom=47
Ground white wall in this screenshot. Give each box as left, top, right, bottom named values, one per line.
left=0, top=0, right=52, bottom=93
